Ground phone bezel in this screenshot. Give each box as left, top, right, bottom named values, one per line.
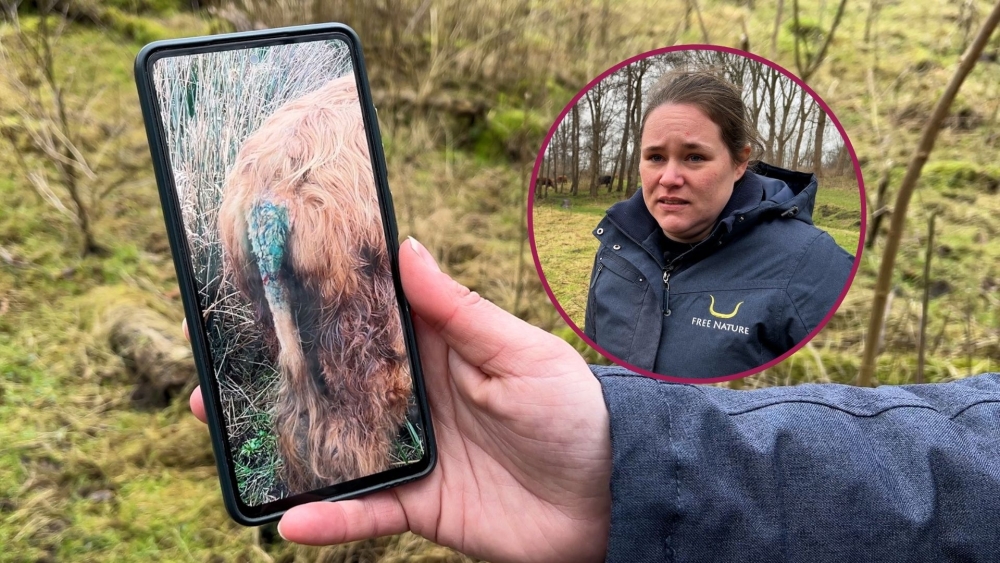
left=134, top=23, right=436, bottom=526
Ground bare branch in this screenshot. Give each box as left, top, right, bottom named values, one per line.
left=793, top=0, right=849, bottom=82
left=27, top=169, right=76, bottom=222
left=859, top=0, right=1000, bottom=387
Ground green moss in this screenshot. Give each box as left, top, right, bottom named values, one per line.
left=99, top=0, right=188, bottom=15
left=921, top=160, right=1000, bottom=193
left=473, top=107, right=549, bottom=161
left=101, top=6, right=174, bottom=44
left=786, top=15, right=825, bottom=42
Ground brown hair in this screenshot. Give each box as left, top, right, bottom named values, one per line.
left=219, top=75, right=411, bottom=494
left=641, top=69, right=763, bottom=165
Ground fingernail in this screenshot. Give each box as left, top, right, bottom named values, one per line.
left=276, top=518, right=288, bottom=541
left=408, top=236, right=440, bottom=271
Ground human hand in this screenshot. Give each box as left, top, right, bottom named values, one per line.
left=185, top=237, right=612, bottom=563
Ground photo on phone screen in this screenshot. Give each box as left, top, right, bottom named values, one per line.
left=146, top=35, right=428, bottom=510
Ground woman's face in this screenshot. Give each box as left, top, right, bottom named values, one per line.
left=639, top=103, right=750, bottom=243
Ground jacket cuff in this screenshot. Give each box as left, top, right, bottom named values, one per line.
left=592, top=365, right=683, bottom=563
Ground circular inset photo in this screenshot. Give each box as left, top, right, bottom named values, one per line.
left=529, top=46, right=865, bottom=382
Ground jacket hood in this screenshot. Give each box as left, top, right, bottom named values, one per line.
left=605, top=162, right=819, bottom=249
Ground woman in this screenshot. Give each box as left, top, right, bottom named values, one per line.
left=584, top=70, right=854, bottom=379
left=188, top=241, right=1000, bottom=562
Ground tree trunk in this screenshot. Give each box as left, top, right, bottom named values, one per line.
left=37, top=8, right=101, bottom=256
left=586, top=85, right=604, bottom=197
left=791, top=91, right=811, bottom=168
left=812, top=108, right=827, bottom=177
left=615, top=67, right=634, bottom=193
left=747, top=63, right=765, bottom=133
left=765, top=72, right=778, bottom=163
left=774, top=78, right=796, bottom=168
left=571, top=104, right=580, bottom=196
left=793, top=0, right=849, bottom=83
left=859, top=0, right=1000, bottom=387
left=864, top=0, right=881, bottom=43
left=626, top=61, right=646, bottom=198
left=865, top=165, right=891, bottom=250
left=688, top=0, right=710, bottom=42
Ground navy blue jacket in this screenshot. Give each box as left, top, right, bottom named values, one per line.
left=584, top=163, right=854, bottom=379
left=593, top=365, right=1000, bottom=562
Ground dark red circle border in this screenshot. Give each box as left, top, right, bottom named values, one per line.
left=526, top=44, right=868, bottom=384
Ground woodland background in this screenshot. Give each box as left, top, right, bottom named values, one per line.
left=1, top=0, right=999, bottom=560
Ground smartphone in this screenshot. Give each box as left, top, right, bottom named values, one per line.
left=134, top=24, right=435, bottom=525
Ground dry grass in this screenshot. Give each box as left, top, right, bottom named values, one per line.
left=2, top=0, right=1000, bottom=560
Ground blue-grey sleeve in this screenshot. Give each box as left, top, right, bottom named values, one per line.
left=592, top=365, right=1000, bottom=563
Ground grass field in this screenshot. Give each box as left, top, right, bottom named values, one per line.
left=3, top=0, right=1000, bottom=560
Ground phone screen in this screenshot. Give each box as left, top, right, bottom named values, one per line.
left=147, top=34, right=428, bottom=512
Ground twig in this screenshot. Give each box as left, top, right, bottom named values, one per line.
left=806, top=341, right=829, bottom=382
left=916, top=211, right=937, bottom=384
left=771, top=0, right=784, bottom=60
left=860, top=0, right=1000, bottom=386
left=793, top=0, right=849, bottom=82
left=689, top=0, right=710, bottom=43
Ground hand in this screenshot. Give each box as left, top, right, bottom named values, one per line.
left=186, top=237, right=612, bottom=563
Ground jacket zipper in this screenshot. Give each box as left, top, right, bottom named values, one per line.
left=590, top=263, right=604, bottom=289
left=602, top=214, right=711, bottom=319
left=662, top=265, right=674, bottom=316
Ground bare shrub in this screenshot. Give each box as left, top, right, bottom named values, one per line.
left=0, top=1, right=141, bottom=255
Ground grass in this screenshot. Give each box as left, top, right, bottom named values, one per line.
left=2, top=0, right=1000, bottom=560
left=0, top=24, right=538, bottom=557
left=391, top=419, right=426, bottom=467
left=814, top=180, right=863, bottom=252
left=532, top=204, right=600, bottom=328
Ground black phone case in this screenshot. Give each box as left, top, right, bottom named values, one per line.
left=134, top=23, right=436, bottom=526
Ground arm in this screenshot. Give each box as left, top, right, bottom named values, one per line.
left=784, top=231, right=854, bottom=345
left=594, top=365, right=1000, bottom=563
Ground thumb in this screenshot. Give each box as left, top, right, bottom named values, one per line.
left=277, top=491, right=408, bottom=545
left=399, top=237, right=562, bottom=377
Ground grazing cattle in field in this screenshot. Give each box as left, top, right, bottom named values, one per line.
left=218, top=74, right=412, bottom=495
left=537, top=176, right=556, bottom=188
left=598, top=175, right=613, bottom=187
left=555, top=175, right=568, bottom=193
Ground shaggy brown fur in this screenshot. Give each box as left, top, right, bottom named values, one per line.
left=218, top=74, right=412, bottom=495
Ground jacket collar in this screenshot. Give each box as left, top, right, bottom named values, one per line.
left=604, top=163, right=818, bottom=250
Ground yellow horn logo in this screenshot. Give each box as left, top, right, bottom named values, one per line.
left=709, top=295, right=744, bottom=319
